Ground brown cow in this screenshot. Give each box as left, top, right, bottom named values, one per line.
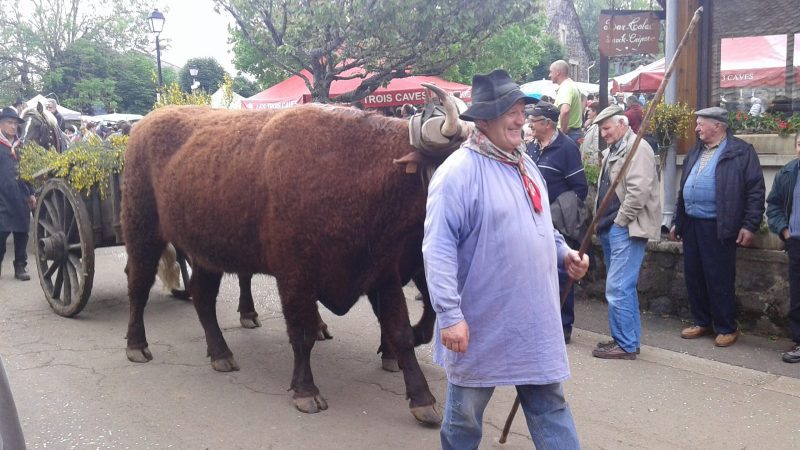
left=121, top=92, right=463, bottom=425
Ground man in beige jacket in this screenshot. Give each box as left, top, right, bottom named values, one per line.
left=591, top=106, right=661, bottom=360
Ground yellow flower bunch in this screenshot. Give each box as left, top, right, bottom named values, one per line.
left=649, top=101, right=694, bottom=148
left=153, top=82, right=211, bottom=109
left=19, top=137, right=126, bottom=198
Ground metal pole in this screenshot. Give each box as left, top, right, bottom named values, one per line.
left=498, top=6, right=705, bottom=445
left=661, top=0, right=680, bottom=229
left=155, top=34, right=164, bottom=88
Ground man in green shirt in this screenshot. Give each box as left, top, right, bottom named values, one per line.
left=549, top=59, right=583, bottom=144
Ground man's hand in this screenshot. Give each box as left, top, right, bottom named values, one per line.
left=782, top=228, right=791, bottom=240
left=564, top=250, right=589, bottom=280
left=441, top=320, right=469, bottom=353
left=28, top=195, right=36, bottom=211
left=668, top=225, right=681, bottom=242
left=736, top=228, right=755, bottom=247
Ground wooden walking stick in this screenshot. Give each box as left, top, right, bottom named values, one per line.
left=498, top=6, right=704, bottom=444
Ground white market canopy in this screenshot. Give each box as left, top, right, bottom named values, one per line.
left=211, top=88, right=244, bottom=109
left=520, top=80, right=600, bottom=101
left=89, top=113, right=144, bottom=123
left=24, top=94, right=81, bottom=121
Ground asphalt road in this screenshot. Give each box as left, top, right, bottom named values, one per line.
left=1, top=242, right=799, bottom=449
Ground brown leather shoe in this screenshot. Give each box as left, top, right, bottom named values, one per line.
left=715, top=329, right=740, bottom=347
left=596, top=339, right=640, bottom=354
left=680, top=326, right=713, bottom=339
left=592, top=343, right=636, bottom=360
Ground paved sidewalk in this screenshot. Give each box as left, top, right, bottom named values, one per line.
left=1, top=243, right=799, bottom=448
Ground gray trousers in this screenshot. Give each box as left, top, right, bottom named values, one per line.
left=0, top=357, right=25, bottom=449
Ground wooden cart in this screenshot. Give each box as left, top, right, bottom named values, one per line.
left=32, top=173, right=190, bottom=316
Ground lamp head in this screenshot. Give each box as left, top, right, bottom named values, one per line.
left=148, top=9, right=165, bottom=34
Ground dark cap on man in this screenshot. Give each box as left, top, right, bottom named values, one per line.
left=529, top=102, right=560, bottom=123
left=460, top=69, right=536, bottom=122
left=0, top=107, right=24, bottom=124
left=694, top=106, right=728, bottom=124
left=593, top=105, right=624, bottom=125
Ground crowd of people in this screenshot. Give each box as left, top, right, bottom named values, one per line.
left=2, top=63, right=799, bottom=447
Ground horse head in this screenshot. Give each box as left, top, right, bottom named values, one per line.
left=20, top=102, right=65, bottom=152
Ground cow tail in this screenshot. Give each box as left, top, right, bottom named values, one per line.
left=157, top=243, right=181, bottom=293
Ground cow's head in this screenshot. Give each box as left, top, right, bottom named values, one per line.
left=396, top=84, right=471, bottom=177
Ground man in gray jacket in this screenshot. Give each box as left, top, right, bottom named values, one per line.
left=591, top=106, right=661, bottom=360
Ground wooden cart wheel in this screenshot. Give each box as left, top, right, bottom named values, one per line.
left=33, top=179, right=95, bottom=317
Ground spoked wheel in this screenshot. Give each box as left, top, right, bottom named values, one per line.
left=33, top=179, right=95, bottom=317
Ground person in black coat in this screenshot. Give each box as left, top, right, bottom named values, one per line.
left=766, top=131, right=800, bottom=363
left=0, top=107, right=35, bottom=280
left=670, top=107, right=765, bottom=347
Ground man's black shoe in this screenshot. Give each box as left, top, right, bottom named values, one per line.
left=14, top=263, right=30, bottom=281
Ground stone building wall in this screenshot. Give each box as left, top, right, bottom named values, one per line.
left=576, top=239, right=792, bottom=337
left=545, top=0, right=593, bottom=82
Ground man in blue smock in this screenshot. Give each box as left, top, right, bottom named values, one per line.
left=423, top=69, right=589, bottom=450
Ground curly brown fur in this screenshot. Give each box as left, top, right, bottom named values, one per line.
left=122, top=104, right=442, bottom=421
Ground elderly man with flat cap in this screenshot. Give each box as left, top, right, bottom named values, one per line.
left=670, top=106, right=765, bottom=347
left=591, top=106, right=661, bottom=360
left=424, top=69, right=588, bottom=449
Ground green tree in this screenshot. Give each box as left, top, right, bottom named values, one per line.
left=179, top=57, right=226, bottom=93
left=444, top=19, right=551, bottom=84
left=111, top=52, right=158, bottom=114
left=0, top=0, right=156, bottom=95
left=216, top=0, right=537, bottom=103
left=231, top=75, right=260, bottom=98
left=528, top=37, right=566, bottom=81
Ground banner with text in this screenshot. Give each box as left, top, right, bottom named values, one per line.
left=599, top=11, right=660, bottom=57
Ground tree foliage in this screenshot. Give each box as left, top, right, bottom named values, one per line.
left=179, top=57, right=226, bottom=93
left=0, top=0, right=156, bottom=97
left=40, top=38, right=156, bottom=114
left=216, top=0, right=538, bottom=103
left=444, top=19, right=553, bottom=84
left=231, top=75, right=260, bottom=98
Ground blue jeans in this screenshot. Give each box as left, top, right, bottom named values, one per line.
left=440, top=382, right=580, bottom=450
left=598, top=224, right=646, bottom=352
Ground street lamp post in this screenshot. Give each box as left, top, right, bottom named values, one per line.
left=190, top=67, right=199, bottom=91
left=148, top=9, right=166, bottom=92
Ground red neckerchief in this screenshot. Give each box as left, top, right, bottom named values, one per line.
left=464, top=130, right=542, bottom=214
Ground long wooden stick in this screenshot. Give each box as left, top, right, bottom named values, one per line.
left=498, top=6, right=704, bottom=444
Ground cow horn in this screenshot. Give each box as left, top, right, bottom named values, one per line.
left=421, top=83, right=462, bottom=138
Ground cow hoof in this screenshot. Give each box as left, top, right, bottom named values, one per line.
left=411, top=404, right=442, bottom=425
left=211, top=356, right=240, bottom=372
left=381, top=358, right=400, bottom=372
left=294, top=395, right=328, bottom=413
left=240, top=316, right=261, bottom=329
left=126, top=346, right=153, bottom=363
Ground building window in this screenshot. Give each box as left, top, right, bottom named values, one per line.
left=559, top=24, right=567, bottom=46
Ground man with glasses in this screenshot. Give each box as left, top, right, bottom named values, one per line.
left=526, top=102, right=588, bottom=344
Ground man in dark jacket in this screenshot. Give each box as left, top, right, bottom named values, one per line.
left=46, top=99, right=65, bottom=131
left=766, top=131, right=800, bottom=363
left=0, top=107, right=35, bottom=280
left=670, top=107, right=765, bottom=347
left=526, top=101, right=588, bottom=344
